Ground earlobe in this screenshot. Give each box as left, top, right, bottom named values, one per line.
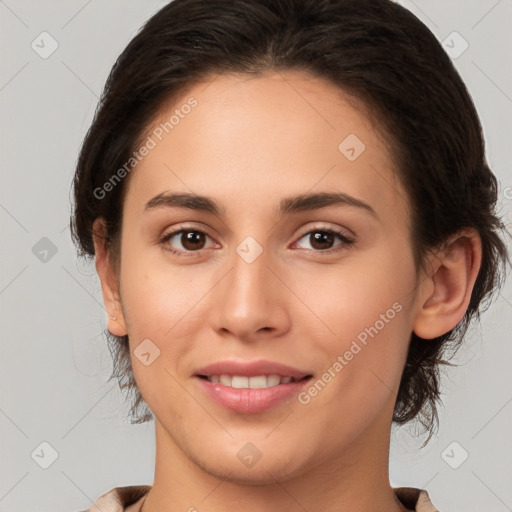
left=413, top=229, right=482, bottom=340
left=91, top=218, right=128, bottom=337
left=108, top=296, right=128, bottom=336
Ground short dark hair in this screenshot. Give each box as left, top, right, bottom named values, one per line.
left=70, top=0, right=510, bottom=443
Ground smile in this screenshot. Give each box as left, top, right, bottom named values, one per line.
left=199, top=374, right=303, bottom=388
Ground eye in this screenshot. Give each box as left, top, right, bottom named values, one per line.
left=160, top=228, right=217, bottom=256
left=159, top=226, right=355, bottom=257
left=294, top=227, right=354, bottom=253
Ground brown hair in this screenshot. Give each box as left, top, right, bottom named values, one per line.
left=70, top=0, right=510, bottom=444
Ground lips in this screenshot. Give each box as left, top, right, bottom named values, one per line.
left=195, top=359, right=311, bottom=380
left=195, top=360, right=313, bottom=414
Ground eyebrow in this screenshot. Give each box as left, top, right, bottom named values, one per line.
left=144, top=191, right=378, bottom=220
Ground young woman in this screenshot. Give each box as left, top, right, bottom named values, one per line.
left=70, top=0, right=509, bottom=510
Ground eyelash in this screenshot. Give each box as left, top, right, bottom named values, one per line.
left=159, top=226, right=355, bottom=257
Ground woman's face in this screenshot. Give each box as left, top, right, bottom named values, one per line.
left=104, top=70, right=427, bottom=482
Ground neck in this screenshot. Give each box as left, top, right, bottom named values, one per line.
left=141, top=406, right=410, bottom=512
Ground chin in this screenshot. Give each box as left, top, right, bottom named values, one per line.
left=187, top=443, right=309, bottom=486
left=201, top=459, right=304, bottom=486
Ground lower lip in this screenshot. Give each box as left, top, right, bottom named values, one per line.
left=196, top=376, right=311, bottom=414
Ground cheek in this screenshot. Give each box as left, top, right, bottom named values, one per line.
left=295, top=244, right=415, bottom=337
left=120, top=257, right=208, bottom=412
left=298, top=274, right=413, bottom=435
left=119, top=244, right=198, bottom=332
left=292, top=244, right=416, bottom=396
left=118, top=250, right=222, bottom=384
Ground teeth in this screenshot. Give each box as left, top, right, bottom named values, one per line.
left=267, top=375, right=281, bottom=387
left=219, top=374, right=231, bottom=386
left=206, top=374, right=296, bottom=389
left=231, top=376, right=249, bottom=388
left=246, top=375, right=267, bottom=389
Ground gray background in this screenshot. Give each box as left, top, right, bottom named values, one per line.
left=1, top=1, right=511, bottom=511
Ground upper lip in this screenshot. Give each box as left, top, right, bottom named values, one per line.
left=195, top=360, right=312, bottom=379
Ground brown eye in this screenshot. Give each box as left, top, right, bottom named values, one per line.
left=295, top=228, right=354, bottom=253
left=160, top=229, right=214, bottom=255
left=180, top=231, right=207, bottom=250
left=309, top=231, right=336, bottom=250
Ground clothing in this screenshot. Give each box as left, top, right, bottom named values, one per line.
left=81, top=485, right=440, bottom=511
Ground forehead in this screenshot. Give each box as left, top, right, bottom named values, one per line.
left=125, top=70, right=409, bottom=225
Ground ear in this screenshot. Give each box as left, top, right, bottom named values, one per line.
left=92, top=218, right=128, bottom=337
left=413, top=228, right=482, bottom=339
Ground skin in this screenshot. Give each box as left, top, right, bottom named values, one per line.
left=93, top=70, right=482, bottom=512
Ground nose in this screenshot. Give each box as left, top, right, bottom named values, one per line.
left=208, top=242, right=291, bottom=343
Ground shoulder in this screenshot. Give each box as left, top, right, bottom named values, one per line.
left=394, top=487, right=440, bottom=512
left=82, top=485, right=151, bottom=512
left=83, top=485, right=438, bottom=512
